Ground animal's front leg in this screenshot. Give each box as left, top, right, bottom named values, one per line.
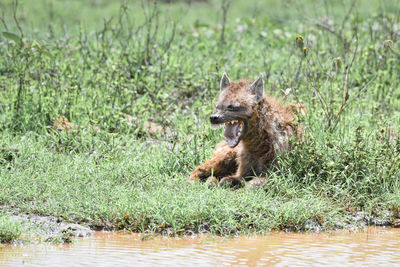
left=219, top=152, right=263, bottom=188
left=189, top=142, right=238, bottom=181
left=189, top=158, right=221, bottom=181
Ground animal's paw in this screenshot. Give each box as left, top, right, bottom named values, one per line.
left=247, top=177, right=267, bottom=190
left=189, top=168, right=207, bottom=181
left=205, top=176, right=218, bottom=187
left=219, top=177, right=244, bottom=189
left=189, top=172, right=199, bottom=181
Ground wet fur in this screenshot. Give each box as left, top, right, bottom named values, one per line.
left=189, top=76, right=303, bottom=187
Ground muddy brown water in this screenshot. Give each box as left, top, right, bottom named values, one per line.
left=1, top=227, right=400, bottom=266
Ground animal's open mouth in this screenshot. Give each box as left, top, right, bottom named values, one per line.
left=213, top=120, right=245, bottom=148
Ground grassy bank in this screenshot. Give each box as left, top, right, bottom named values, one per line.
left=0, top=215, right=21, bottom=243
left=0, top=0, right=399, bottom=242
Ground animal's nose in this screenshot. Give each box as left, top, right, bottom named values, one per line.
left=210, top=114, right=220, bottom=124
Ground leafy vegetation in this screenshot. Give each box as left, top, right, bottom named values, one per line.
left=0, top=215, right=21, bottom=243
left=0, top=0, right=399, bottom=242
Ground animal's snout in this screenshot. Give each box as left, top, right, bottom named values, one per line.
left=210, top=114, right=221, bottom=124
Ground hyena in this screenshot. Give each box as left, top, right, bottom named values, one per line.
left=189, top=73, right=303, bottom=188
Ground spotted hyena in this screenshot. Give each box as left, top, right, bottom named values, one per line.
left=189, top=73, right=303, bottom=188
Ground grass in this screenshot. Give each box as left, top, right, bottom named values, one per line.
left=0, top=0, right=400, bottom=242
left=0, top=214, right=21, bottom=243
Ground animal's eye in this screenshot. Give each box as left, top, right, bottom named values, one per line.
left=227, top=105, right=240, bottom=111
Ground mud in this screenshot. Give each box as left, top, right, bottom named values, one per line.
left=7, top=212, right=93, bottom=244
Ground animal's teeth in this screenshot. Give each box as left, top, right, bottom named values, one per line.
left=224, top=120, right=241, bottom=125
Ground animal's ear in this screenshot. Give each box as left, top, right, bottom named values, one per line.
left=250, top=74, right=264, bottom=102
left=220, top=72, right=231, bottom=91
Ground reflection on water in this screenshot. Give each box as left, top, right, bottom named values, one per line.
left=1, top=227, right=400, bottom=266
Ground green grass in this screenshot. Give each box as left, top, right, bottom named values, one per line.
left=0, top=0, right=400, bottom=241
left=0, top=214, right=21, bottom=243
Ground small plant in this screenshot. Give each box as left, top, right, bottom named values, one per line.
left=0, top=215, right=22, bottom=243
left=2, top=0, right=52, bottom=131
